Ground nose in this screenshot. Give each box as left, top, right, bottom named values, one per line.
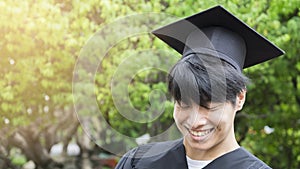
left=188, top=108, right=209, bottom=126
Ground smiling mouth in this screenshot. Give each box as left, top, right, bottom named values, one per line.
left=189, top=128, right=214, bottom=137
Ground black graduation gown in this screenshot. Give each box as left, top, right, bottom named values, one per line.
left=115, top=139, right=272, bottom=169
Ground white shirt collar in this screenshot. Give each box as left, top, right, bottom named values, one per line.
left=186, top=155, right=212, bottom=169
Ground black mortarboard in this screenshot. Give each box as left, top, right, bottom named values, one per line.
left=152, top=5, right=285, bottom=71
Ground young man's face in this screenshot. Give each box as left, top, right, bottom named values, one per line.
left=173, top=98, right=242, bottom=159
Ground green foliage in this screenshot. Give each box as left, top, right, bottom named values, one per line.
left=11, top=154, right=27, bottom=166
left=0, top=0, right=75, bottom=129
left=238, top=1, right=300, bottom=168
left=9, top=148, right=27, bottom=166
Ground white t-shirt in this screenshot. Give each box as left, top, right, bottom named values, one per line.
left=186, top=155, right=212, bottom=169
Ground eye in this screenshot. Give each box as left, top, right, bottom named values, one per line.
left=179, top=102, right=191, bottom=109
left=206, top=103, right=224, bottom=111
left=208, top=107, right=219, bottom=112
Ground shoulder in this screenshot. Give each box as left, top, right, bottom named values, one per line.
left=239, top=147, right=272, bottom=169
left=205, top=147, right=272, bottom=169
left=115, top=139, right=185, bottom=169
left=115, top=147, right=138, bottom=169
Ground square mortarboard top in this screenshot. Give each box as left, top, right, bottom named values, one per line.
left=152, top=5, right=285, bottom=71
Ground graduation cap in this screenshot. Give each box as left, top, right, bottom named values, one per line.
left=152, top=5, right=285, bottom=71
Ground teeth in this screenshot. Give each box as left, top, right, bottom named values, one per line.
left=190, top=129, right=213, bottom=137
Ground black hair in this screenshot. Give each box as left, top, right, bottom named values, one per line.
left=168, top=53, right=249, bottom=107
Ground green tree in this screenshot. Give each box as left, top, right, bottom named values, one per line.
left=0, top=0, right=84, bottom=168
left=0, top=0, right=299, bottom=169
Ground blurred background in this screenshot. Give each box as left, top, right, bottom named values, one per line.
left=0, top=0, right=299, bottom=169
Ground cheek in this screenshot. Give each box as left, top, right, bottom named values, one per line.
left=173, top=108, right=189, bottom=123
left=208, top=107, right=236, bottom=126
left=207, top=111, right=225, bottom=126
left=173, top=109, right=181, bottom=122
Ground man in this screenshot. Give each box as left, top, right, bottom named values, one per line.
left=115, top=5, right=284, bottom=169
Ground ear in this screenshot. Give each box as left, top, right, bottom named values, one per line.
left=236, top=90, right=246, bottom=111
